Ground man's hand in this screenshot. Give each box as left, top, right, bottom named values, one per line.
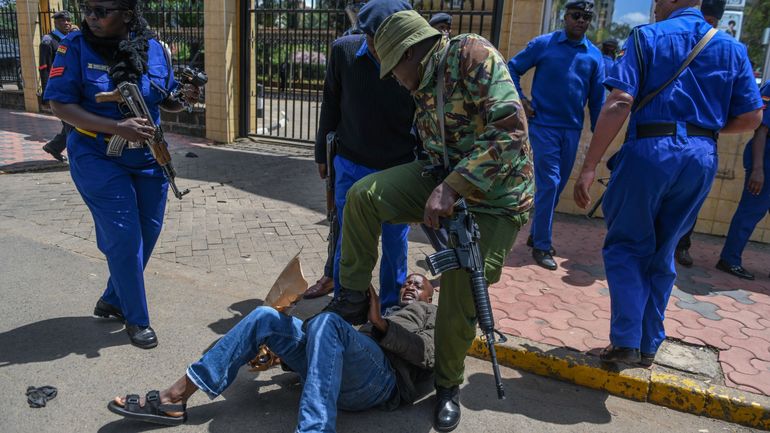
left=748, top=169, right=764, bottom=195
left=367, top=286, right=388, bottom=333
left=317, top=163, right=327, bottom=179
left=574, top=166, right=596, bottom=209
left=424, top=181, right=459, bottom=229
left=114, top=117, right=155, bottom=142
left=522, top=99, right=535, bottom=118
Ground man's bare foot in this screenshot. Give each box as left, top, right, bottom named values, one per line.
left=112, top=375, right=198, bottom=417
left=303, top=275, right=334, bottom=299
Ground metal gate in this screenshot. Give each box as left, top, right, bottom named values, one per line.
left=0, top=1, right=21, bottom=88
left=240, top=0, right=504, bottom=142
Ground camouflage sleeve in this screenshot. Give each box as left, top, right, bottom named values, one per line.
left=444, top=37, right=529, bottom=196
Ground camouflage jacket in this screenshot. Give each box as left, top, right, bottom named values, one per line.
left=414, top=34, right=533, bottom=217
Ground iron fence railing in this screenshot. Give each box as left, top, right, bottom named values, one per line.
left=0, top=2, right=22, bottom=88
left=241, top=0, right=502, bottom=142
left=37, top=1, right=204, bottom=87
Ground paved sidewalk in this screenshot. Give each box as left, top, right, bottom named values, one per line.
left=1, top=109, right=769, bottom=402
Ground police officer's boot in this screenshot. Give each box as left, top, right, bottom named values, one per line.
left=532, top=248, right=557, bottom=270
left=126, top=325, right=158, bottom=349
left=675, top=248, right=693, bottom=267
left=434, top=385, right=461, bottom=432
left=318, top=288, right=369, bottom=325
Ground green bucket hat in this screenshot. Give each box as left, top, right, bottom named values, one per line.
left=374, top=10, right=441, bottom=79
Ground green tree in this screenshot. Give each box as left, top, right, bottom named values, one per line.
left=741, top=0, right=770, bottom=71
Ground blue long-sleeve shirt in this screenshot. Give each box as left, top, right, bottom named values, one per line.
left=507, top=30, right=605, bottom=131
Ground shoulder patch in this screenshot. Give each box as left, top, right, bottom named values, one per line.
left=49, top=66, right=65, bottom=78
left=57, top=45, right=67, bottom=55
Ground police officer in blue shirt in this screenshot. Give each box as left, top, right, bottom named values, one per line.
left=507, top=0, right=605, bottom=270
left=573, top=0, right=762, bottom=364
left=44, top=0, right=200, bottom=349
left=600, top=39, right=618, bottom=76
left=716, top=82, right=770, bottom=280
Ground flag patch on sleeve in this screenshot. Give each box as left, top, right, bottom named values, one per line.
left=49, top=66, right=65, bottom=78
left=56, top=45, right=67, bottom=55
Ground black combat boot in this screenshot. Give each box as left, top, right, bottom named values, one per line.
left=433, top=385, right=461, bottom=432
left=319, top=288, right=369, bottom=325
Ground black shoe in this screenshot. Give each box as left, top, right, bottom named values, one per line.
left=433, top=385, right=461, bottom=432
left=42, top=142, right=66, bottom=162
left=126, top=325, right=158, bottom=349
left=526, top=235, right=556, bottom=255
left=93, top=299, right=125, bottom=321
left=637, top=352, right=655, bottom=367
left=715, top=259, right=754, bottom=280
left=675, top=248, right=693, bottom=267
left=319, top=288, right=369, bottom=325
left=532, top=248, right=557, bottom=270
left=599, top=344, right=641, bottom=364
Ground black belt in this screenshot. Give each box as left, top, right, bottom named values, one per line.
left=633, top=123, right=718, bottom=140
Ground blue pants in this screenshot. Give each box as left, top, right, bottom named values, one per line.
left=529, top=124, right=582, bottom=250
left=67, top=132, right=168, bottom=327
left=602, top=134, right=717, bottom=354
left=720, top=141, right=770, bottom=267
left=333, top=155, right=408, bottom=311
left=187, top=307, right=397, bottom=432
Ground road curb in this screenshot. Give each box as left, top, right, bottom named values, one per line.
left=468, top=335, right=770, bottom=430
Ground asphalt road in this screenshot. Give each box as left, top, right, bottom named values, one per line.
left=0, top=215, right=759, bottom=433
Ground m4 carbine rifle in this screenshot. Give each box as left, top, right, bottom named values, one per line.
left=96, top=82, right=190, bottom=199
left=425, top=198, right=508, bottom=400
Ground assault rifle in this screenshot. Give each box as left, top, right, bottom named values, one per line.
left=323, top=132, right=339, bottom=277
left=425, top=198, right=508, bottom=400
left=96, top=82, right=190, bottom=199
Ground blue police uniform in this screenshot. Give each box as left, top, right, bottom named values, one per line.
left=720, top=82, right=770, bottom=267
left=602, top=8, right=762, bottom=353
left=602, top=54, right=614, bottom=77
left=508, top=30, right=605, bottom=251
left=44, top=31, right=177, bottom=327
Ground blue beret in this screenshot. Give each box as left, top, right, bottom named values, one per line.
left=564, top=1, right=594, bottom=12
left=429, top=13, right=452, bottom=26
left=701, top=0, right=726, bottom=20
left=358, top=0, right=413, bottom=37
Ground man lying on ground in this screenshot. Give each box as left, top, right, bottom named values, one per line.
left=106, top=273, right=436, bottom=432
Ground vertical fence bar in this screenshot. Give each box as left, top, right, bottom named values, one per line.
left=239, top=0, right=251, bottom=138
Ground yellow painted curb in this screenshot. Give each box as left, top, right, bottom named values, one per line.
left=468, top=336, right=770, bottom=430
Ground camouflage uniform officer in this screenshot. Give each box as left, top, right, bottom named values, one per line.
left=319, top=10, right=533, bottom=432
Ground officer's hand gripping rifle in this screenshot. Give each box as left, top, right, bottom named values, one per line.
left=425, top=198, right=508, bottom=399
left=96, top=82, right=190, bottom=199
left=171, top=65, right=208, bottom=112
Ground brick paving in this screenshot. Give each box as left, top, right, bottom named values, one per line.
left=1, top=108, right=769, bottom=397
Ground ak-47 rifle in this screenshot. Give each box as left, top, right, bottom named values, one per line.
left=95, top=82, right=190, bottom=199
left=425, top=197, right=508, bottom=400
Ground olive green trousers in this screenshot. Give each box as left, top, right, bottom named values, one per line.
left=339, top=160, right=525, bottom=387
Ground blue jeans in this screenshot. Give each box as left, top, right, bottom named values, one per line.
left=187, top=307, right=397, bottom=433
left=333, top=155, right=409, bottom=311
left=528, top=124, right=582, bottom=250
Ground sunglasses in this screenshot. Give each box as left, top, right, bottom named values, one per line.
left=80, top=5, right=126, bottom=19
left=567, top=11, right=593, bottom=21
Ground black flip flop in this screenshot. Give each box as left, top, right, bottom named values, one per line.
left=107, top=390, right=187, bottom=426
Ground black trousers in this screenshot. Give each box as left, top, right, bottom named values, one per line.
left=46, top=121, right=71, bottom=153
left=677, top=223, right=695, bottom=250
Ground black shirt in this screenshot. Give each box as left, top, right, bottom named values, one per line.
left=315, top=35, right=417, bottom=170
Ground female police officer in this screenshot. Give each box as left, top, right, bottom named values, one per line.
left=44, top=0, right=199, bottom=349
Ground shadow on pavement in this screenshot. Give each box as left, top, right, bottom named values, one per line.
left=0, top=160, right=69, bottom=173
left=463, top=372, right=611, bottom=425
left=0, top=111, right=62, bottom=143
left=0, top=317, right=127, bottom=367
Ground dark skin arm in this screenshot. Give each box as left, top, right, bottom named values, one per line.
left=50, top=101, right=154, bottom=142
left=423, top=182, right=460, bottom=229
left=159, top=84, right=201, bottom=113
left=747, top=124, right=767, bottom=196
left=574, top=88, right=633, bottom=209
